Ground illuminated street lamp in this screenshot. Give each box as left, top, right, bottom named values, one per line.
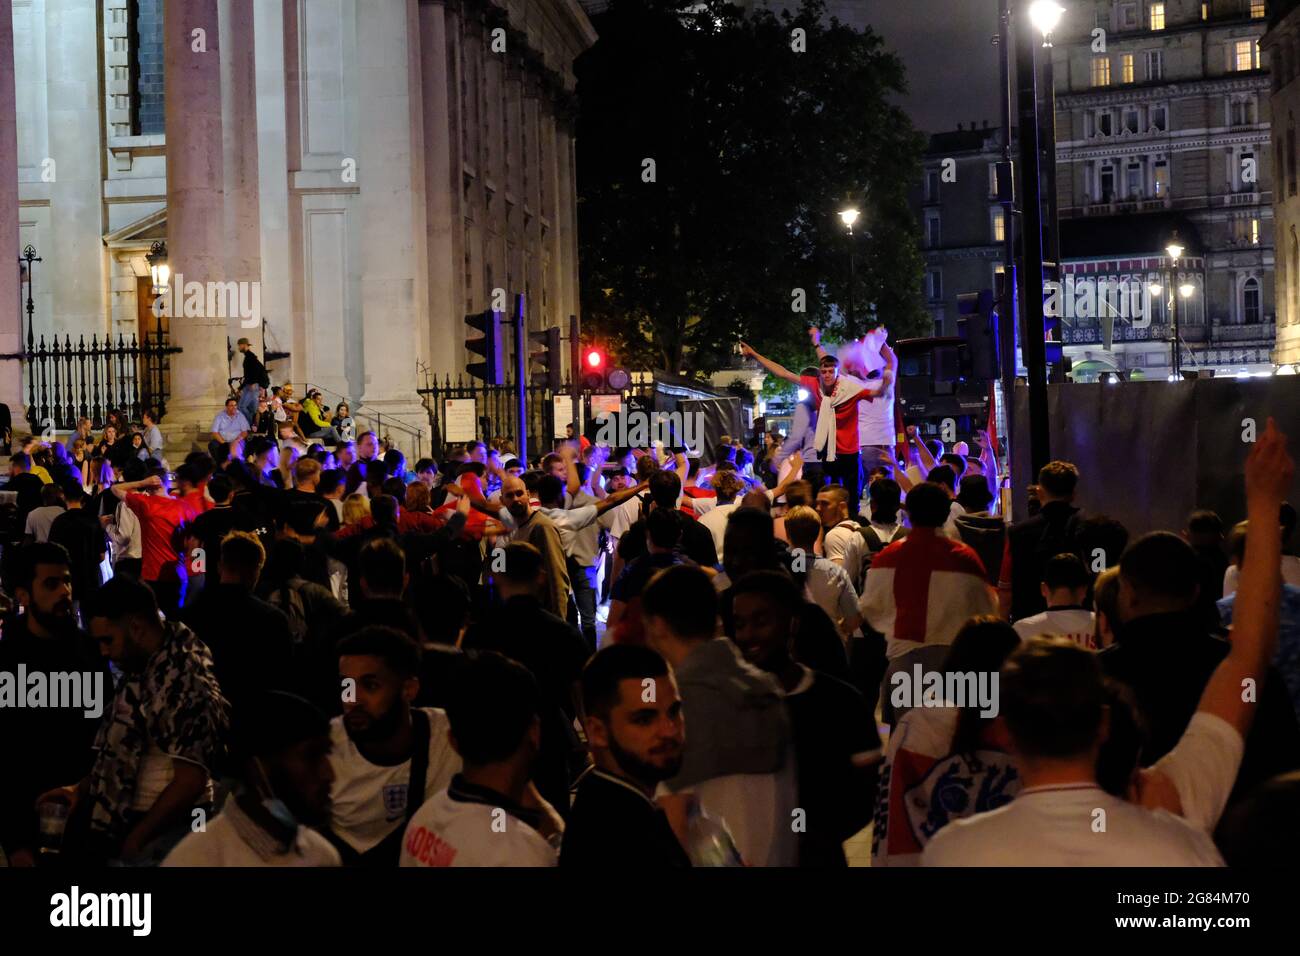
left=839, top=206, right=861, bottom=329
left=146, top=240, right=170, bottom=295
left=1029, top=0, right=1065, bottom=43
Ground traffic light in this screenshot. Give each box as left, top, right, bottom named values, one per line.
left=581, top=347, right=606, bottom=390
left=957, top=289, right=999, bottom=381
left=529, top=326, right=562, bottom=391
left=465, top=309, right=504, bottom=384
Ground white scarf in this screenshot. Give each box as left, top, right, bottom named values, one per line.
left=812, top=375, right=865, bottom=463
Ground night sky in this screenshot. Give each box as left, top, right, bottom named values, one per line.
left=763, top=0, right=1004, bottom=136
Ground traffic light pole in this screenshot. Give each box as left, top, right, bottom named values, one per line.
left=570, top=313, right=582, bottom=440
left=1014, top=6, right=1051, bottom=480
left=514, top=294, right=528, bottom=465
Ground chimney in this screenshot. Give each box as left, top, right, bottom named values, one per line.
left=983, top=119, right=990, bottom=129
left=957, top=122, right=964, bottom=130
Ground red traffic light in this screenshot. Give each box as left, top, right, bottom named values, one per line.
left=585, top=348, right=604, bottom=369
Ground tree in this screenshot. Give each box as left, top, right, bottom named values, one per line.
left=575, top=0, right=929, bottom=381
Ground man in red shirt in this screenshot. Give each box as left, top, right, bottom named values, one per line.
left=742, top=340, right=891, bottom=518
left=112, top=465, right=199, bottom=618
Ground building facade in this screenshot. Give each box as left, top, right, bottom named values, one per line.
left=1263, top=0, right=1300, bottom=365
left=1, top=0, right=595, bottom=450
left=911, top=125, right=1009, bottom=337
left=1052, top=0, right=1276, bottom=379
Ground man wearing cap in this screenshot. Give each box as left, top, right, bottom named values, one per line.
left=164, top=691, right=341, bottom=867
left=741, top=339, right=891, bottom=518
left=236, top=338, right=270, bottom=429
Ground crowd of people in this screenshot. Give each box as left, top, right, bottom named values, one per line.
left=0, top=330, right=1298, bottom=868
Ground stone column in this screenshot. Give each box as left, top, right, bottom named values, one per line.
left=253, top=0, right=292, bottom=381
left=420, top=0, right=461, bottom=377
left=219, top=0, right=263, bottom=352
left=163, top=0, right=236, bottom=448
left=353, top=0, right=428, bottom=445
left=0, top=0, right=22, bottom=415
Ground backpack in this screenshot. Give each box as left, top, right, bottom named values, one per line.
left=855, top=522, right=908, bottom=592
left=269, top=581, right=311, bottom=644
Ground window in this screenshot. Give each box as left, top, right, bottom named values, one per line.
left=1092, top=56, right=1112, bottom=86
left=1251, top=218, right=1260, bottom=245
left=1291, top=229, right=1298, bottom=320
left=1235, top=39, right=1260, bottom=72
left=1100, top=165, right=1117, bottom=200
left=1154, top=159, right=1170, bottom=195
left=1127, top=161, right=1143, bottom=198
left=1098, top=110, right=1114, bottom=135
left=1149, top=2, right=1165, bottom=30
left=926, top=169, right=941, bottom=201
left=1084, top=112, right=1095, bottom=137
left=127, top=0, right=165, bottom=136
left=1124, top=107, right=1140, bottom=133
left=1201, top=1, right=1210, bottom=19
left=927, top=270, right=943, bottom=301
left=1251, top=0, right=1266, bottom=18
left=1243, top=277, right=1261, bottom=323
left=1122, top=53, right=1135, bottom=83
left=992, top=207, right=1006, bottom=242
left=1146, top=50, right=1163, bottom=80
left=926, top=211, right=941, bottom=248
left=1150, top=104, right=1168, bottom=130
left=988, top=162, right=1000, bottom=197
left=1119, top=3, right=1138, bottom=28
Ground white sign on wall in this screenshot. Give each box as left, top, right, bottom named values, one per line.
left=444, top=398, right=478, bottom=443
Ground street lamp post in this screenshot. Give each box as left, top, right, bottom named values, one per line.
left=1015, top=0, right=1064, bottom=480
left=839, top=207, right=860, bottom=331
left=1031, top=2, right=1065, bottom=382
left=1166, top=234, right=1184, bottom=379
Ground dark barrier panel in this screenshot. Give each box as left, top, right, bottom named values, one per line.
left=1012, top=378, right=1300, bottom=535
left=679, top=397, right=744, bottom=464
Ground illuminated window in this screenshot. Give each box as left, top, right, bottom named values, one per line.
left=1235, top=39, right=1260, bottom=72
left=1251, top=218, right=1260, bottom=245
left=1149, top=2, right=1165, bottom=30
left=992, top=208, right=1006, bottom=242
left=1251, top=0, right=1266, bottom=18
left=1201, top=1, right=1209, bottom=19
left=1122, top=53, right=1135, bottom=83
left=1092, top=56, right=1112, bottom=86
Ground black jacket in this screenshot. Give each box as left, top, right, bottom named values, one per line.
left=182, top=583, right=294, bottom=713
left=1006, top=500, right=1081, bottom=621
left=1099, top=609, right=1300, bottom=802
left=240, top=349, right=270, bottom=389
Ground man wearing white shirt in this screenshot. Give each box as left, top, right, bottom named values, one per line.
left=698, top=472, right=744, bottom=559
left=1012, top=553, right=1096, bottom=648
left=816, top=484, right=865, bottom=588
left=400, top=653, right=562, bottom=867
left=535, top=471, right=647, bottom=647
left=165, top=691, right=341, bottom=867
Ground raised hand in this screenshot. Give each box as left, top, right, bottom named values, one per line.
left=1245, top=418, right=1294, bottom=508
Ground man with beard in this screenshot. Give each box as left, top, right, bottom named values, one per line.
left=0, top=543, right=109, bottom=867
left=500, top=474, right=570, bottom=619
left=326, top=626, right=460, bottom=865
left=164, top=691, right=340, bottom=866
left=63, top=577, right=228, bottom=864
left=729, top=571, right=881, bottom=867
left=560, top=645, right=691, bottom=868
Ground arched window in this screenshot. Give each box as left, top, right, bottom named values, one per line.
left=1243, top=277, right=1261, bottom=325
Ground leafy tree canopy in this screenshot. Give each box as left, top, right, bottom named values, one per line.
left=575, top=0, right=930, bottom=384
